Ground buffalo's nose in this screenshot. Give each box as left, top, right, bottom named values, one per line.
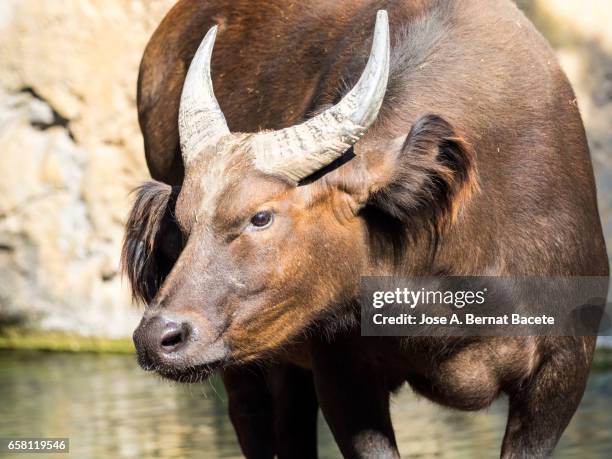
left=160, top=320, right=191, bottom=352
left=133, top=315, right=194, bottom=368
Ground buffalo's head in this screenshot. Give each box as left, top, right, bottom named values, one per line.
left=123, top=11, right=476, bottom=381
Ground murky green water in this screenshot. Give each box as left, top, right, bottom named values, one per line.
left=0, top=351, right=611, bottom=458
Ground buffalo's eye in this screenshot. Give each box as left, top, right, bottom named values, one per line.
left=249, top=210, right=273, bottom=229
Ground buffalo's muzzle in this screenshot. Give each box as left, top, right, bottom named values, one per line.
left=133, top=314, right=194, bottom=369
left=133, top=312, right=228, bottom=380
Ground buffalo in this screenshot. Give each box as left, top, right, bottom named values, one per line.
left=123, top=1, right=609, bottom=457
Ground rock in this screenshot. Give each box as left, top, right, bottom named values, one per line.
left=0, top=1, right=175, bottom=337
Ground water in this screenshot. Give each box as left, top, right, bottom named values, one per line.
left=0, top=351, right=611, bottom=459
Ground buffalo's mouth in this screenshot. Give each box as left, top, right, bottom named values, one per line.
left=149, top=360, right=224, bottom=383
left=136, top=347, right=228, bottom=383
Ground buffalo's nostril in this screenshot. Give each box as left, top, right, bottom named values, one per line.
left=160, top=322, right=190, bottom=353
left=161, top=329, right=182, bottom=348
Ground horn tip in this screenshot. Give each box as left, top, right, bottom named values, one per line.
left=375, top=9, right=389, bottom=27
left=205, top=24, right=219, bottom=43
left=373, top=10, right=390, bottom=49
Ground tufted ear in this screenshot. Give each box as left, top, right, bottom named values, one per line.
left=365, top=114, right=478, bottom=232
left=121, top=181, right=182, bottom=303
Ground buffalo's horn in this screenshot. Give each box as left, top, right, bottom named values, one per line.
left=178, top=25, right=230, bottom=164
left=251, top=10, right=390, bottom=184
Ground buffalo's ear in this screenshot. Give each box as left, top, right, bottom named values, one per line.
left=364, top=114, right=478, bottom=231
left=121, top=181, right=182, bottom=304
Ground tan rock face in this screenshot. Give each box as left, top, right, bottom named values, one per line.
left=0, top=0, right=175, bottom=337
left=0, top=1, right=610, bottom=337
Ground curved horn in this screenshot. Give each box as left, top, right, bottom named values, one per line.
left=251, top=10, right=390, bottom=184
left=178, top=25, right=230, bottom=164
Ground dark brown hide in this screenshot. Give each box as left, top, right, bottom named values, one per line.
left=122, top=181, right=181, bottom=303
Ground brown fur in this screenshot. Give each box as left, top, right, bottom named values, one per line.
left=121, top=181, right=181, bottom=303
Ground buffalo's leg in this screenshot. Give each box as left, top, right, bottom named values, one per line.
left=223, top=364, right=275, bottom=459
left=269, top=364, right=319, bottom=459
left=223, top=363, right=319, bottom=458
left=310, top=338, right=399, bottom=459
left=501, top=338, right=595, bottom=458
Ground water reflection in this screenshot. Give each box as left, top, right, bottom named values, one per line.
left=0, top=351, right=610, bottom=458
